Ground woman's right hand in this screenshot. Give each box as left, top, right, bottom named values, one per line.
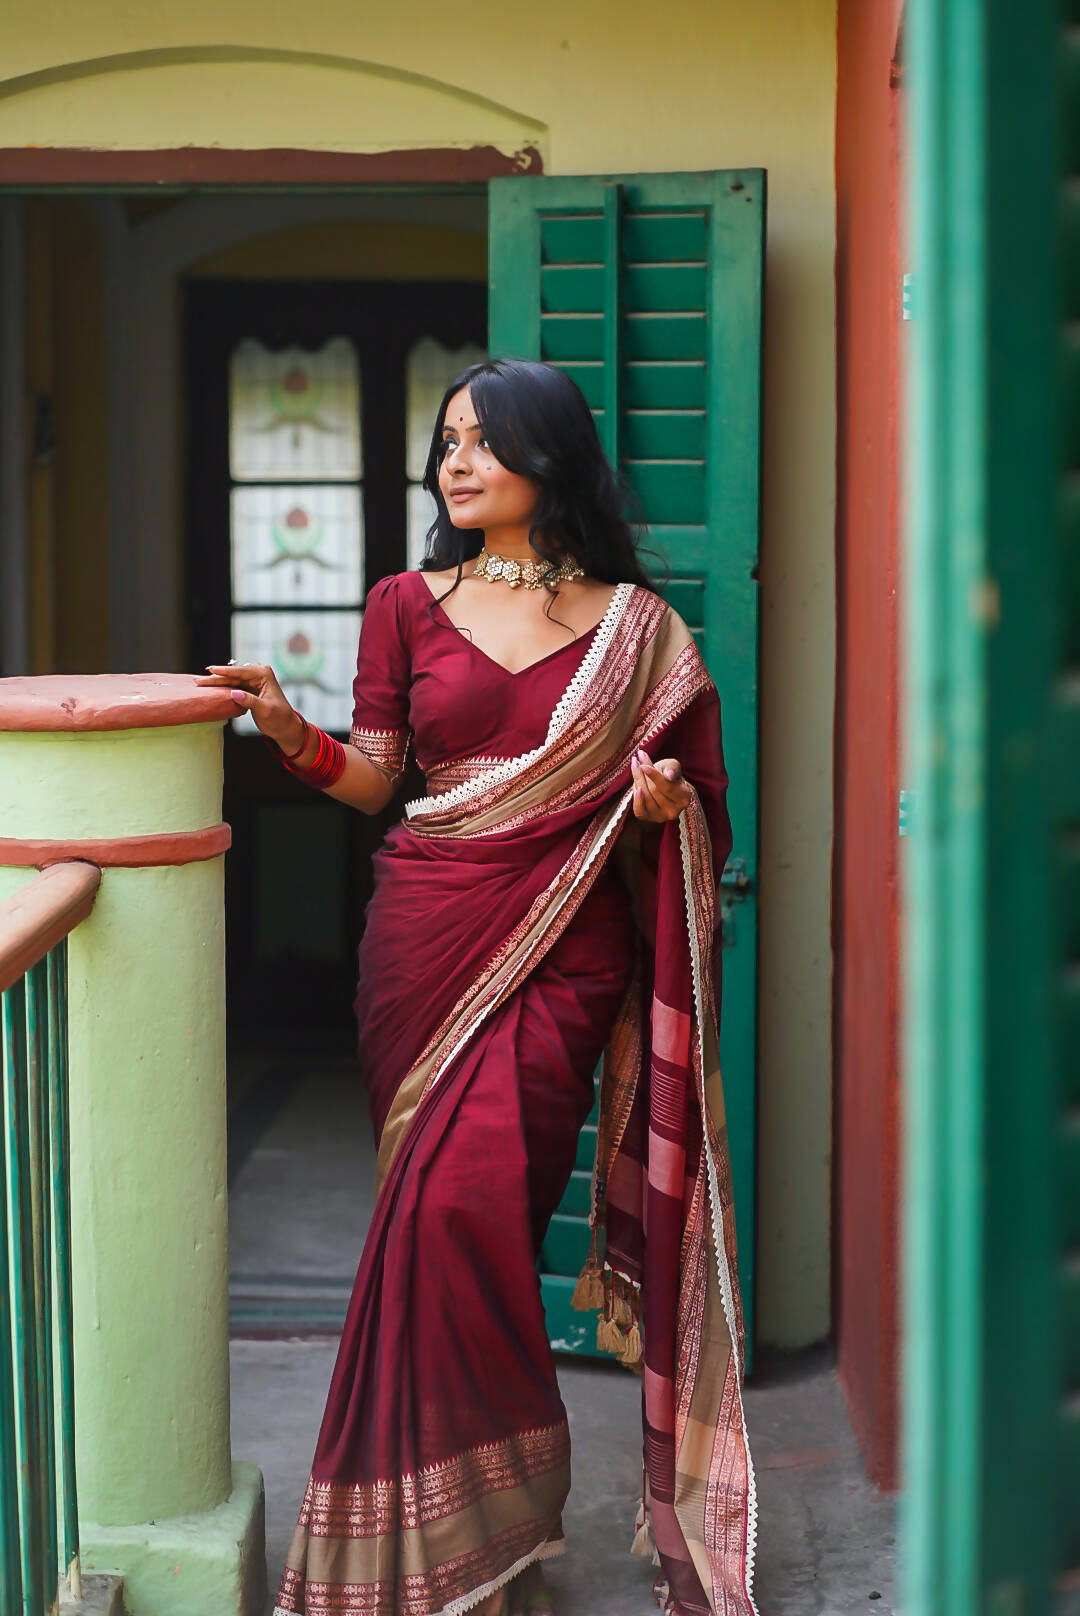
left=194, top=662, right=302, bottom=750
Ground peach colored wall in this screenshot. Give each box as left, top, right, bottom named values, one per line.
left=832, top=0, right=904, bottom=1483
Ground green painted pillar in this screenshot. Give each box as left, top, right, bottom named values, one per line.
left=0, top=675, right=266, bottom=1616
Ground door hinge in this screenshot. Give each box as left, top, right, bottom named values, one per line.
left=902, top=271, right=915, bottom=321
left=898, top=788, right=916, bottom=835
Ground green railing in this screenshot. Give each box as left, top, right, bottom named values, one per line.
left=0, top=861, right=101, bottom=1616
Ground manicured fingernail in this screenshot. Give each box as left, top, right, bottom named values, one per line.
left=231, top=689, right=245, bottom=700
left=664, top=768, right=676, bottom=780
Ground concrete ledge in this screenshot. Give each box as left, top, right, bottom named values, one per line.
left=81, top=1462, right=266, bottom=1616
left=60, top=1573, right=126, bottom=1616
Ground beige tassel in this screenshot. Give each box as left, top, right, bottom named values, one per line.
left=612, top=1276, right=634, bottom=1327
left=618, top=1321, right=644, bottom=1370
left=633, top=1493, right=661, bottom=1565
left=596, top=1316, right=625, bottom=1357
left=631, top=1500, right=652, bottom=1558
left=571, top=1259, right=604, bottom=1312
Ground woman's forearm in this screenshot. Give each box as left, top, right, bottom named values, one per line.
left=274, top=710, right=396, bottom=815
left=323, top=744, right=397, bottom=814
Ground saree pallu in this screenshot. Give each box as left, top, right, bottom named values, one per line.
left=275, top=584, right=759, bottom=1616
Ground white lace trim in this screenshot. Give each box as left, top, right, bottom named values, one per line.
left=678, top=810, right=760, bottom=1616
left=404, top=583, right=636, bottom=821
left=439, top=1535, right=565, bottom=1616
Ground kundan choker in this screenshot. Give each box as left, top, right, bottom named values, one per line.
left=473, top=547, right=585, bottom=590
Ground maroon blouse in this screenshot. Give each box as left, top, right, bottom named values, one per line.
left=349, top=570, right=601, bottom=781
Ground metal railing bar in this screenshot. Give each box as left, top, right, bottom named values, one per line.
left=48, top=940, right=80, bottom=1598
left=0, top=863, right=101, bottom=994
left=0, top=987, right=24, bottom=1616
left=27, top=957, right=58, bottom=1608
left=3, top=973, right=45, bottom=1616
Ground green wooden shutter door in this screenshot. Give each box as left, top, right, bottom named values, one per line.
left=904, top=2, right=1080, bottom=1610
left=489, top=172, right=765, bottom=1371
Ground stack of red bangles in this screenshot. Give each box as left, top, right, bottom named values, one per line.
left=263, top=712, right=348, bottom=788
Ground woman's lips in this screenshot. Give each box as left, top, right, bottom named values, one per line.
left=450, top=489, right=481, bottom=502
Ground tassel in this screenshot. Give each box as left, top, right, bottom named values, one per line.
left=571, top=1224, right=604, bottom=1312
left=612, top=1275, right=634, bottom=1326
left=571, top=1258, right=604, bottom=1313
left=633, top=1489, right=661, bottom=1566
left=618, top=1321, right=644, bottom=1369
left=596, top=1316, right=625, bottom=1357
left=631, top=1498, right=652, bottom=1558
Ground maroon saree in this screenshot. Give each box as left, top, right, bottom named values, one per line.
left=274, top=572, right=758, bottom=1616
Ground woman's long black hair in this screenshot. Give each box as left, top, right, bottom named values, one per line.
left=418, top=359, right=656, bottom=601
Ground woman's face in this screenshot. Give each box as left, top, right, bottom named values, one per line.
left=437, top=385, right=540, bottom=532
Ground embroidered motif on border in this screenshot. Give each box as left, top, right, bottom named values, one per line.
left=349, top=725, right=410, bottom=779
left=299, top=1422, right=570, bottom=1537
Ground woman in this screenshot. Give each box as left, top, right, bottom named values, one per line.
left=198, top=360, right=758, bottom=1616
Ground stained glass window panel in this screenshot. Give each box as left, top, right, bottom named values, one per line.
left=229, top=609, right=361, bottom=735
left=406, top=338, right=487, bottom=481
left=229, top=337, right=362, bottom=482
left=231, top=485, right=363, bottom=607
left=407, top=483, right=438, bottom=573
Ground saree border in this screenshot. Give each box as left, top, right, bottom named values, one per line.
left=275, top=1428, right=570, bottom=1616
left=402, top=581, right=637, bottom=822
left=374, top=784, right=636, bottom=1197
left=300, top=1425, right=569, bottom=1538
left=274, top=1533, right=566, bottom=1616
left=676, top=799, right=760, bottom=1615
left=481, top=641, right=707, bottom=841
left=405, top=599, right=704, bottom=844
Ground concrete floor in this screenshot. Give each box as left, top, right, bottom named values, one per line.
left=227, top=1059, right=900, bottom=1616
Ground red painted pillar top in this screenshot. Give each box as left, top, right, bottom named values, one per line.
left=0, top=673, right=239, bottom=731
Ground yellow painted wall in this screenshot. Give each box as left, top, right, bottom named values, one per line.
left=1, top=0, right=837, bottom=1347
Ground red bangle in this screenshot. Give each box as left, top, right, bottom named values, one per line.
left=281, top=713, right=309, bottom=762
left=262, top=718, right=347, bottom=789
left=283, top=723, right=347, bottom=788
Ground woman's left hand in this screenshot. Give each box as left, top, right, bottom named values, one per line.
left=631, top=748, right=692, bottom=823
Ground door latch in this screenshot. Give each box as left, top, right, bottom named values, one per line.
left=719, top=857, right=753, bottom=948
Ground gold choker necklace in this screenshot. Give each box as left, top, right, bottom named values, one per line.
left=473, top=547, right=585, bottom=590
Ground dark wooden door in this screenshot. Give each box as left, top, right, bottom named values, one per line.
left=183, top=279, right=485, bottom=1050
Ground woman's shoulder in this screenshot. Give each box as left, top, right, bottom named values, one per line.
left=360, top=572, right=429, bottom=656
left=366, top=569, right=420, bottom=598
left=364, top=569, right=433, bottom=615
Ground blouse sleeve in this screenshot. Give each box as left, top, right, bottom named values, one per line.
left=349, top=574, right=413, bottom=781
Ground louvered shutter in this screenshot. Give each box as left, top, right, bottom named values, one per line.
left=489, top=172, right=765, bottom=1368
